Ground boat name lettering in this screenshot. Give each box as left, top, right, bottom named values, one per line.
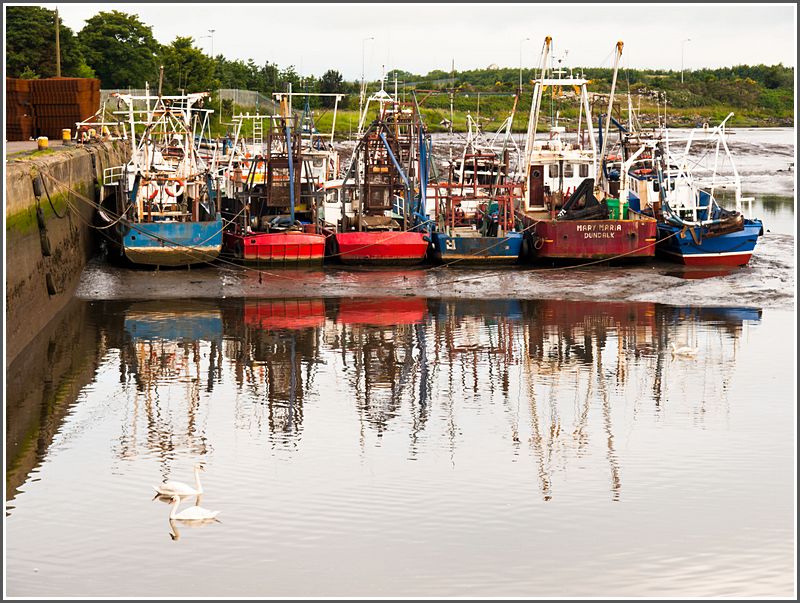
left=576, top=223, right=621, bottom=239
left=576, top=224, right=623, bottom=232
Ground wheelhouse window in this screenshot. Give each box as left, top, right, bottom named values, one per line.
left=549, top=164, right=559, bottom=178
left=579, top=164, right=589, bottom=178
left=563, top=164, right=574, bottom=178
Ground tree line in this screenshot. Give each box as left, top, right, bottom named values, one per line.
left=5, top=6, right=793, bottom=117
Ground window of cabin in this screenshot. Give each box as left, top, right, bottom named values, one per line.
left=579, top=164, right=589, bottom=178
left=549, top=164, right=559, bottom=178
left=563, top=164, right=574, bottom=178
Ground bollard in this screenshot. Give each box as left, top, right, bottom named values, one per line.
left=62, top=129, right=73, bottom=145
left=37, top=136, right=49, bottom=151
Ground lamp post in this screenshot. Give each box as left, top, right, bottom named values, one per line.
left=209, top=29, right=216, bottom=58
left=681, top=38, right=691, bottom=83
left=360, top=36, right=374, bottom=119
left=362, top=36, right=374, bottom=89
left=519, top=37, right=530, bottom=93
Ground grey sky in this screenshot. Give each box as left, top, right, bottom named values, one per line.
left=34, top=2, right=796, bottom=80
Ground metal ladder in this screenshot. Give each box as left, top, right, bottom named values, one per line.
left=252, top=117, right=263, bottom=149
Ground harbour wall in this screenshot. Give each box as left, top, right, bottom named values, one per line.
left=5, top=297, right=106, bottom=500
left=5, top=140, right=128, bottom=365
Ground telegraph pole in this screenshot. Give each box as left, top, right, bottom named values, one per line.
left=55, top=7, right=61, bottom=77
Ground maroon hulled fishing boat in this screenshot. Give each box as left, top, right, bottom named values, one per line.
left=516, top=37, right=656, bottom=261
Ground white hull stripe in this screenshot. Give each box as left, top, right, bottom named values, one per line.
left=660, top=249, right=754, bottom=258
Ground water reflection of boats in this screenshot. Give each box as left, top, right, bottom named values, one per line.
left=7, top=296, right=765, bottom=511
left=112, top=300, right=224, bottom=467
left=243, top=298, right=326, bottom=330
left=123, top=300, right=223, bottom=342
left=335, top=297, right=428, bottom=326
left=224, top=299, right=323, bottom=440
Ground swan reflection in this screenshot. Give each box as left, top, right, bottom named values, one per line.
left=168, top=516, right=220, bottom=542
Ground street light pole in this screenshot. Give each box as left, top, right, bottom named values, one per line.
left=519, top=37, right=530, bottom=93
left=681, top=38, right=691, bottom=83
left=209, top=29, right=216, bottom=58
left=360, top=36, right=374, bottom=120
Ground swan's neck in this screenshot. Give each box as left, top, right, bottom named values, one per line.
left=169, top=497, right=180, bottom=519
left=194, top=467, right=203, bottom=492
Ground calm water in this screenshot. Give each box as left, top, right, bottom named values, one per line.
left=5, top=296, right=794, bottom=597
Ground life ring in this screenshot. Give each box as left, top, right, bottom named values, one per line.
left=146, top=182, right=160, bottom=200
left=164, top=179, right=185, bottom=198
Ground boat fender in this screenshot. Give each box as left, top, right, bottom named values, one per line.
left=520, top=237, right=530, bottom=258
left=116, top=218, right=131, bottom=238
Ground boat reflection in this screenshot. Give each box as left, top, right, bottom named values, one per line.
left=6, top=296, right=762, bottom=504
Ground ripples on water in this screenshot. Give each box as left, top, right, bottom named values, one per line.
left=5, top=297, right=794, bottom=597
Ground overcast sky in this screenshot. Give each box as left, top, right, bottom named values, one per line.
left=31, top=2, right=797, bottom=81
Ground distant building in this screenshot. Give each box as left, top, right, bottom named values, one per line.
left=487, top=63, right=500, bottom=70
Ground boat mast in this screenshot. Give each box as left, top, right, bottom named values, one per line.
left=599, top=41, right=623, bottom=187
left=522, top=36, right=552, bottom=182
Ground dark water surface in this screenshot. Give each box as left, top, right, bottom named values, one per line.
left=5, top=296, right=794, bottom=597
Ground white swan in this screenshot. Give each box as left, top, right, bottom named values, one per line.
left=670, top=342, right=698, bottom=357
left=153, top=463, right=205, bottom=497
left=169, top=495, right=220, bottom=521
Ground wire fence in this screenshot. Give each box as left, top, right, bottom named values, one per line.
left=101, top=88, right=290, bottom=119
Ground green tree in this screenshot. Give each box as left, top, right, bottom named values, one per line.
left=6, top=6, right=87, bottom=78
left=78, top=11, right=160, bottom=88
left=157, top=37, right=215, bottom=93
left=319, top=69, right=344, bottom=107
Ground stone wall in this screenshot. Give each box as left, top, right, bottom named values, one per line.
left=5, top=140, right=128, bottom=365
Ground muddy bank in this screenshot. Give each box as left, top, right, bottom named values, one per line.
left=75, top=232, right=794, bottom=310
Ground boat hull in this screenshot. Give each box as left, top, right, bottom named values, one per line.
left=122, top=219, right=223, bottom=266
left=429, top=232, right=523, bottom=264
left=223, top=231, right=326, bottom=264
left=656, top=219, right=763, bottom=266
left=333, top=231, right=429, bottom=265
left=518, top=213, right=658, bottom=260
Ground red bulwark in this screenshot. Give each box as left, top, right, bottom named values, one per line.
left=334, top=231, right=429, bottom=265
left=224, top=232, right=326, bottom=264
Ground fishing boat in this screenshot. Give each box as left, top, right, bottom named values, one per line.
left=428, top=104, right=525, bottom=264
left=608, top=113, right=764, bottom=266
left=100, top=77, right=223, bottom=267
left=515, top=37, right=657, bottom=262
left=322, top=84, right=430, bottom=265
left=220, top=99, right=326, bottom=265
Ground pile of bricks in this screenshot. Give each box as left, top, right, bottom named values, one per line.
left=6, top=77, right=101, bottom=141
left=6, top=78, right=34, bottom=141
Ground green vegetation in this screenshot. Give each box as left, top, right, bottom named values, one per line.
left=5, top=6, right=793, bottom=128
left=78, top=11, right=159, bottom=89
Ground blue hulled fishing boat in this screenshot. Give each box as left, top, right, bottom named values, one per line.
left=99, top=75, right=223, bottom=267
